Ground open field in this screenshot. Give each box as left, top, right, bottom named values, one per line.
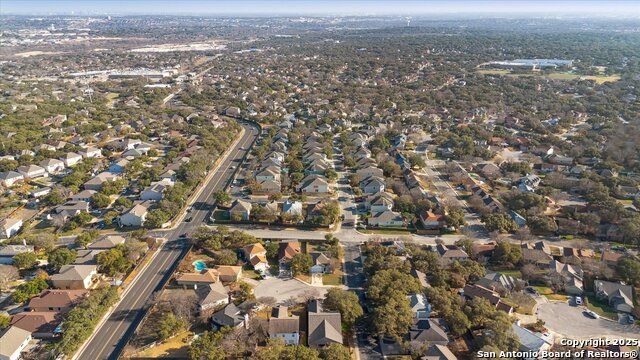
left=476, top=69, right=620, bottom=84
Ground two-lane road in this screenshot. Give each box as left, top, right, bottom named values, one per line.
left=75, top=122, right=259, bottom=360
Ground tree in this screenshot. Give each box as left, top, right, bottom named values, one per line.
left=268, top=192, right=283, bottom=202
left=616, top=258, right=640, bottom=287
left=323, top=288, right=363, bottom=329
left=189, top=329, right=229, bottom=360
left=215, top=191, right=232, bottom=206
left=91, top=193, right=112, bottom=209
left=43, top=189, right=66, bottom=206
left=48, top=248, right=77, bottom=271
left=158, top=311, right=186, bottom=340
left=236, top=282, right=255, bottom=304
left=290, top=253, right=312, bottom=276
left=407, top=153, right=426, bottom=169
left=0, top=313, right=10, bottom=330
left=445, top=208, right=466, bottom=229
left=491, top=241, right=523, bottom=266
left=12, top=252, right=37, bottom=269
left=320, top=344, right=350, bottom=360
left=215, top=249, right=238, bottom=266
left=11, top=277, right=48, bottom=303
left=146, top=208, right=171, bottom=228
left=371, top=291, right=415, bottom=339
left=96, top=248, right=132, bottom=276
left=527, top=216, right=558, bottom=235
left=75, top=230, right=99, bottom=248
left=482, top=214, right=518, bottom=233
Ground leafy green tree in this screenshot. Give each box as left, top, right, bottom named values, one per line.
left=158, top=311, right=186, bottom=340
left=482, top=214, right=518, bottom=233
left=48, top=248, right=77, bottom=271
left=323, top=288, right=363, bottom=329
left=146, top=208, right=171, bottom=228
left=290, top=253, right=312, bottom=276
left=189, top=329, right=229, bottom=360
left=114, top=197, right=133, bottom=209
left=91, top=193, right=112, bottom=209
left=215, top=249, right=237, bottom=266
left=12, top=252, right=37, bottom=269
left=527, top=216, right=559, bottom=235
left=214, top=191, right=232, bottom=206
left=445, top=208, right=467, bottom=229
left=320, top=344, right=351, bottom=360
left=407, top=153, right=426, bottom=169
left=616, top=258, right=640, bottom=286
left=491, top=241, right=523, bottom=266
left=74, top=230, right=99, bottom=248
left=43, top=190, right=66, bottom=206
left=11, top=277, right=48, bottom=303
left=235, top=282, right=255, bottom=304
left=0, top=313, right=10, bottom=330
left=96, top=248, right=132, bottom=276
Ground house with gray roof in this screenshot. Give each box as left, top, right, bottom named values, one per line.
left=268, top=306, right=300, bottom=345
left=0, top=326, right=32, bottom=360
left=512, top=323, right=552, bottom=357
left=0, top=171, right=24, bottom=187
left=593, top=280, right=634, bottom=313
left=196, top=281, right=229, bottom=312
left=210, top=303, right=248, bottom=330
left=409, top=318, right=449, bottom=351
left=307, top=299, right=343, bottom=347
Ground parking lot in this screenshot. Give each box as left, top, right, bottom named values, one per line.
left=253, top=276, right=328, bottom=304
left=537, top=301, right=639, bottom=339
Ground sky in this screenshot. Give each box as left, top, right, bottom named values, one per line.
left=1, top=0, right=639, bottom=16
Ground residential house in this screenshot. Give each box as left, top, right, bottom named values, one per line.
left=258, top=180, right=281, bottom=194
left=471, top=242, right=497, bottom=264
left=0, top=171, right=24, bottom=187
left=422, top=344, right=458, bottom=360
left=250, top=255, right=269, bottom=274
left=601, top=250, right=624, bottom=267
left=0, top=326, right=32, bottom=360
left=476, top=272, right=523, bottom=294
left=282, top=200, right=303, bottom=217
left=55, top=201, right=90, bottom=218
left=268, top=306, right=300, bottom=345
left=140, top=183, right=168, bottom=201
left=356, top=166, right=384, bottom=179
left=17, top=165, right=47, bottom=179
left=309, top=252, right=332, bottom=274
left=256, top=167, right=281, bottom=182
left=50, top=265, right=97, bottom=290
left=29, top=187, right=51, bottom=198
left=296, top=175, right=329, bottom=193
left=67, top=191, right=95, bottom=205
left=78, top=146, right=102, bottom=159
left=175, top=269, right=220, bottom=286
left=60, top=152, right=83, bottom=167
left=307, top=299, right=343, bottom=347
left=216, top=265, right=242, bottom=283
left=420, top=211, right=446, bottom=230
left=593, top=280, right=634, bottom=313
left=521, top=248, right=553, bottom=267
left=462, top=284, right=513, bottom=314
left=25, top=290, right=88, bottom=313
left=211, top=303, right=248, bottom=330
left=360, top=176, right=386, bottom=194
left=108, top=159, right=130, bottom=174
left=366, top=192, right=395, bottom=213
left=88, top=235, right=126, bottom=250
left=73, top=250, right=102, bottom=265
left=119, top=202, right=150, bottom=227
left=243, top=243, right=267, bottom=261
left=39, top=159, right=65, bottom=175
left=408, top=293, right=432, bottom=319
left=10, top=312, right=63, bottom=339
left=509, top=210, right=527, bottom=227
left=409, top=318, right=450, bottom=350
left=229, top=199, right=251, bottom=221
left=435, top=244, right=469, bottom=264
left=0, top=244, right=34, bottom=265
left=368, top=210, right=404, bottom=227
left=0, top=219, right=23, bottom=240
left=196, top=281, right=230, bottom=312
left=278, top=241, right=301, bottom=268
left=512, top=323, right=552, bottom=359
left=411, top=269, right=430, bottom=289
left=84, top=172, right=120, bottom=191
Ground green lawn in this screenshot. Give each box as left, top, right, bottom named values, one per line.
left=586, top=295, right=618, bottom=320
left=504, top=293, right=536, bottom=315
left=323, top=273, right=343, bottom=286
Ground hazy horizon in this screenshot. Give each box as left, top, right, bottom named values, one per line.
left=2, top=0, right=639, bottom=17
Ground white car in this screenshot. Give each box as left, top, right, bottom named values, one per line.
left=584, top=310, right=599, bottom=319
left=575, top=296, right=583, bottom=305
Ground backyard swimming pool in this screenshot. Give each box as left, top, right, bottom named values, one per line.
left=193, top=260, right=207, bottom=271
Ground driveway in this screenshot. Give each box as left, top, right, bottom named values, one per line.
left=538, top=302, right=639, bottom=339
left=253, top=277, right=328, bottom=304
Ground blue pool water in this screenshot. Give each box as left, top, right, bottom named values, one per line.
left=193, top=261, right=207, bottom=271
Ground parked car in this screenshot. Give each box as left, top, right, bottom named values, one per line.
left=525, top=287, right=539, bottom=295
left=575, top=296, right=583, bottom=305
left=584, top=310, right=599, bottom=319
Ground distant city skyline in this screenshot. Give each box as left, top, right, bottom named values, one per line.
left=2, top=0, right=639, bottom=17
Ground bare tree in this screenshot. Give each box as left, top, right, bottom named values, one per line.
left=0, top=265, right=19, bottom=291
left=299, top=289, right=321, bottom=303
left=256, top=296, right=277, bottom=307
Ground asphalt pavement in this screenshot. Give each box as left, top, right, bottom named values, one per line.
left=74, top=122, right=259, bottom=360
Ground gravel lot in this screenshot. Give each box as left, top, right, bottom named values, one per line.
left=253, top=277, right=328, bottom=304
left=538, top=302, right=639, bottom=339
